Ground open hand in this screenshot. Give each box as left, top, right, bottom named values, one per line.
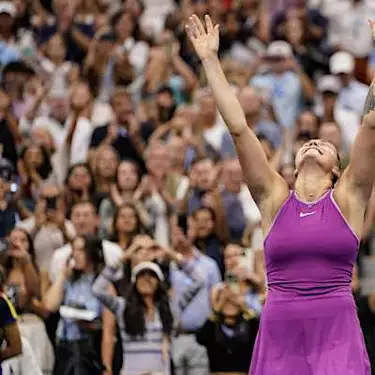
left=185, top=14, right=220, bottom=62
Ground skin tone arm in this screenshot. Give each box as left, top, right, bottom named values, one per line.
left=101, top=283, right=117, bottom=375
left=335, top=21, right=375, bottom=237
left=0, top=323, right=22, bottom=361
left=42, top=261, right=71, bottom=313
left=186, top=15, right=289, bottom=225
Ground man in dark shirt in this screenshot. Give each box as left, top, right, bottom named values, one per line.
left=89, top=87, right=146, bottom=172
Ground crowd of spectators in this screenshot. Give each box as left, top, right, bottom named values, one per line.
left=0, top=0, right=375, bottom=374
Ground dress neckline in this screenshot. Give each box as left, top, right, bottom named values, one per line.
left=293, top=189, right=331, bottom=206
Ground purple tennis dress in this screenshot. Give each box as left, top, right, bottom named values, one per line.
left=249, top=190, right=370, bottom=375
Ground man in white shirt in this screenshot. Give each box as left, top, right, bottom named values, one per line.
left=49, top=200, right=122, bottom=282
left=316, top=75, right=360, bottom=154
left=330, top=51, right=369, bottom=115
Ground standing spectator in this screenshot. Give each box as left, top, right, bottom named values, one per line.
left=49, top=201, right=122, bottom=284
left=17, top=182, right=76, bottom=271
left=93, top=246, right=204, bottom=375
left=170, top=220, right=221, bottom=375
left=251, top=41, right=308, bottom=129
left=43, top=235, right=106, bottom=375
left=197, top=284, right=259, bottom=374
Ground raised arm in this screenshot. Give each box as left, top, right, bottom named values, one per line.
left=336, top=21, right=375, bottom=227
left=92, top=265, right=124, bottom=315
left=185, top=15, right=288, bottom=213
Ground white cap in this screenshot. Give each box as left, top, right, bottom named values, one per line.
left=317, top=75, right=342, bottom=94
left=330, top=51, right=355, bottom=75
left=131, top=262, right=164, bottom=283
left=265, top=41, right=293, bottom=59
left=0, top=2, right=16, bottom=17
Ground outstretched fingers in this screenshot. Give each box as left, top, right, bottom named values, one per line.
left=192, top=14, right=206, bottom=36
left=205, top=14, right=214, bottom=33
left=185, top=21, right=195, bottom=42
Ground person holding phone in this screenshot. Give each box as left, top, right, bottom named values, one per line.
left=197, top=284, right=259, bottom=375
left=0, top=266, right=22, bottom=374
left=186, top=14, right=372, bottom=374
left=17, top=182, right=76, bottom=271
left=43, top=234, right=106, bottom=375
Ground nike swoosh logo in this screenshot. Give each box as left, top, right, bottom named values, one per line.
left=300, top=212, right=316, bottom=218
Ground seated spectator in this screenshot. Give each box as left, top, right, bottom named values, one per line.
left=43, top=235, right=105, bottom=375
left=197, top=284, right=259, bottom=375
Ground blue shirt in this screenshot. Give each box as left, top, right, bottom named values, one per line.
left=171, top=250, right=221, bottom=331
left=251, top=71, right=302, bottom=128
left=0, top=41, right=20, bottom=68
left=56, top=274, right=102, bottom=341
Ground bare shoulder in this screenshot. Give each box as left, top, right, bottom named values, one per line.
left=333, top=172, right=367, bottom=239
left=258, top=173, right=290, bottom=236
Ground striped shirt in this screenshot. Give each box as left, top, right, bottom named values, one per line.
left=92, top=261, right=204, bottom=375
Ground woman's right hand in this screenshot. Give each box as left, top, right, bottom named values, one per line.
left=185, top=14, right=220, bottom=62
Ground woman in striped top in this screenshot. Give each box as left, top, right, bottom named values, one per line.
left=92, top=247, right=203, bottom=375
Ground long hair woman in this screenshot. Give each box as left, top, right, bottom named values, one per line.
left=186, top=14, right=373, bottom=374
left=93, top=246, right=204, bottom=375
left=43, top=235, right=105, bottom=375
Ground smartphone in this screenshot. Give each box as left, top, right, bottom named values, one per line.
left=6, top=284, right=20, bottom=309
left=239, top=247, right=255, bottom=272
left=225, top=272, right=240, bottom=293
left=10, top=183, right=18, bottom=194
left=0, top=239, right=9, bottom=253
left=46, top=196, right=57, bottom=210
left=177, top=215, right=188, bottom=235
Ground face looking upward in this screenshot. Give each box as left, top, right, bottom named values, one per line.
left=295, top=139, right=340, bottom=180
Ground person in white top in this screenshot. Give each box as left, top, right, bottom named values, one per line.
left=49, top=201, right=122, bottom=283
left=315, top=75, right=360, bottom=154
left=330, top=51, right=369, bottom=115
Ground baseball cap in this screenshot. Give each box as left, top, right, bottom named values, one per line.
left=330, top=52, right=355, bottom=75
left=317, top=75, right=342, bottom=94
left=265, top=41, right=293, bottom=59
left=0, top=2, right=16, bottom=17
left=131, top=262, right=164, bottom=283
